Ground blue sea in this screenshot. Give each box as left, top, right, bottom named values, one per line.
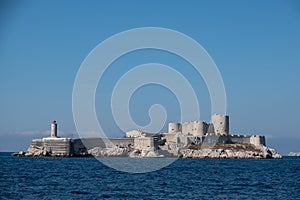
left=0, top=152, right=299, bottom=200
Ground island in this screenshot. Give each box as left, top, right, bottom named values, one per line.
left=288, top=152, right=300, bottom=156
left=13, top=114, right=281, bottom=159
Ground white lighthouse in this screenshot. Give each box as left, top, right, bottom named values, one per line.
left=50, top=120, right=58, bottom=138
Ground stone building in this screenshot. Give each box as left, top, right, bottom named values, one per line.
left=164, top=114, right=265, bottom=146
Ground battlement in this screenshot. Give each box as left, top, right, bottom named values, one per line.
left=164, top=114, right=265, bottom=147
left=168, top=114, right=229, bottom=136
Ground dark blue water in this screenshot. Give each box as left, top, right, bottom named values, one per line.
left=1, top=153, right=299, bottom=200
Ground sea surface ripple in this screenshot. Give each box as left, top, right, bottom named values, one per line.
left=0, top=153, right=299, bottom=200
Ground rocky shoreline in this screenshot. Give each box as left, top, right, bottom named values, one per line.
left=182, top=144, right=281, bottom=159
left=12, top=146, right=90, bottom=157
left=14, top=142, right=281, bottom=159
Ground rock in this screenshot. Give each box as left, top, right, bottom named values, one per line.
left=181, top=144, right=282, bottom=159
left=11, top=151, right=25, bottom=156
left=88, top=146, right=130, bottom=157
left=24, top=146, right=45, bottom=156
left=129, top=149, right=141, bottom=157
left=288, top=152, right=300, bottom=156
left=129, top=147, right=163, bottom=158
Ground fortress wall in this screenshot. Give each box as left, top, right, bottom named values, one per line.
left=203, top=134, right=220, bottom=144
left=181, top=122, right=195, bottom=135
left=164, top=133, right=196, bottom=147
left=168, top=123, right=182, bottom=133
left=181, top=121, right=208, bottom=136
left=202, top=134, right=266, bottom=146
left=177, top=135, right=194, bottom=147
left=72, top=138, right=134, bottom=155
left=78, top=138, right=134, bottom=149
left=29, top=138, right=135, bottom=156
left=30, top=139, right=44, bottom=148
left=42, top=138, right=72, bottom=156
left=164, top=133, right=180, bottom=143
left=203, top=134, right=230, bottom=144
left=79, top=138, right=107, bottom=149
left=212, top=114, right=229, bottom=135
left=109, top=138, right=134, bottom=148
left=134, top=137, right=158, bottom=150
left=218, top=135, right=230, bottom=143
left=229, top=135, right=251, bottom=144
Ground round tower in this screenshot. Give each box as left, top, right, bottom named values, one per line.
left=50, top=120, right=57, bottom=138
left=168, top=123, right=181, bottom=133
left=196, top=121, right=209, bottom=136
left=212, top=114, right=229, bottom=135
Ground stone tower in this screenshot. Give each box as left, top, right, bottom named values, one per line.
left=250, top=135, right=266, bottom=146
left=212, top=114, right=229, bottom=135
left=168, top=123, right=182, bottom=133
left=50, top=120, right=57, bottom=138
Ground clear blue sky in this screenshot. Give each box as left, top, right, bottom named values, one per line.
left=0, top=0, right=299, bottom=154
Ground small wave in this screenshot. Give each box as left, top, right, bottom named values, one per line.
left=70, top=191, right=90, bottom=195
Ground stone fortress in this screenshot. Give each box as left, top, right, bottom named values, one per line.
left=18, top=114, right=282, bottom=159
left=126, top=114, right=265, bottom=147
left=162, top=114, right=266, bottom=147
left=124, top=114, right=268, bottom=157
